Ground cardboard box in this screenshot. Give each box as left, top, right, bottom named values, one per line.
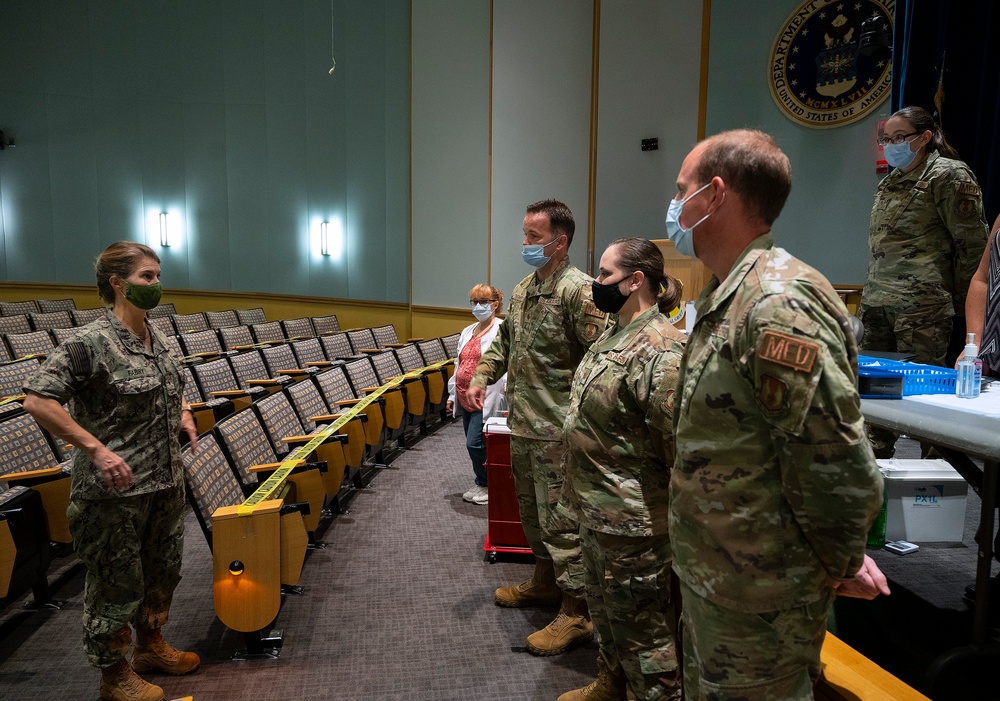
left=877, top=459, right=969, bottom=543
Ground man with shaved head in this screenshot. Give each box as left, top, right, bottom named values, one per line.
left=664, top=129, right=888, bottom=700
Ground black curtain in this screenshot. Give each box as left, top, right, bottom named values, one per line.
left=892, top=0, right=1000, bottom=223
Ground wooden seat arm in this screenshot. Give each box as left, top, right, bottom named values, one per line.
left=209, top=390, right=251, bottom=399
left=4, top=466, right=66, bottom=482
left=305, top=361, right=333, bottom=367
left=334, top=399, right=361, bottom=406
left=246, top=379, right=281, bottom=387
left=407, top=337, right=425, bottom=343
left=277, top=369, right=309, bottom=376
left=249, top=459, right=305, bottom=473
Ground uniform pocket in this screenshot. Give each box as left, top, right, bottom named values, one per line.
left=112, top=375, right=162, bottom=421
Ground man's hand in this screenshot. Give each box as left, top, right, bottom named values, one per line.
left=466, top=386, right=486, bottom=411
left=446, top=400, right=454, bottom=414
left=834, top=555, right=891, bottom=599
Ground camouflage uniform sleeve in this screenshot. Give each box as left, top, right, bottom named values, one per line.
left=935, top=168, right=989, bottom=311
left=23, top=338, right=95, bottom=403
left=471, top=310, right=510, bottom=390
left=746, top=293, right=882, bottom=582
left=566, top=281, right=608, bottom=349
left=643, top=343, right=683, bottom=466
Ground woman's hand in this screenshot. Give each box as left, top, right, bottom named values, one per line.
left=446, top=400, right=454, bottom=414
left=181, top=408, right=198, bottom=454
left=92, top=445, right=134, bottom=490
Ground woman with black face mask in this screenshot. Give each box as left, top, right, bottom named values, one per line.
left=555, top=237, right=686, bottom=701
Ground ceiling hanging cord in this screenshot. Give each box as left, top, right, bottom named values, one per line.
left=328, top=0, right=337, bottom=74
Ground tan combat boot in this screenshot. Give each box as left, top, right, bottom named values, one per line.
left=99, top=659, right=165, bottom=701
left=557, top=656, right=628, bottom=701
left=525, top=593, right=594, bottom=656
left=132, top=629, right=200, bottom=676
left=494, top=558, right=563, bottom=608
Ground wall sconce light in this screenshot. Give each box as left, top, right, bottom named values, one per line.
left=159, top=212, right=170, bottom=247
left=229, top=560, right=245, bottom=576
left=320, top=221, right=331, bottom=256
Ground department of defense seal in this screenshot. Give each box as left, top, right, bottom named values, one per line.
left=769, top=0, right=894, bottom=128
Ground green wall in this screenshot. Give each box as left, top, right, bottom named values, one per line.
left=0, top=0, right=409, bottom=302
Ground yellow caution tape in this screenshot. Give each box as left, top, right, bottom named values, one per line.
left=235, top=361, right=447, bottom=516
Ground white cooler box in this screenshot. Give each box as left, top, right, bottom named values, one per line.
left=877, top=459, right=969, bottom=543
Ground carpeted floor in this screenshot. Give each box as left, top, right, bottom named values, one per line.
left=0, top=424, right=997, bottom=700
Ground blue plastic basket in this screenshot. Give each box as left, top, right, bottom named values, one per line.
left=857, top=356, right=957, bottom=398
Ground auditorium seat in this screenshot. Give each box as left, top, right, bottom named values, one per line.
left=229, top=349, right=294, bottom=394
left=0, top=315, right=34, bottom=336
left=205, top=310, right=240, bottom=329
left=261, top=344, right=316, bottom=382
left=372, top=324, right=399, bottom=348
left=343, top=356, right=407, bottom=449
left=346, top=328, right=379, bottom=354
left=181, top=366, right=232, bottom=436
left=162, top=335, right=185, bottom=361
left=189, top=358, right=264, bottom=415
left=251, top=321, right=286, bottom=344
left=281, top=318, right=316, bottom=340
left=71, top=308, right=103, bottom=326
left=30, top=311, right=73, bottom=331
left=218, top=325, right=256, bottom=351
left=0, top=358, right=40, bottom=399
left=0, top=301, right=40, bottom=317
left=370, top=350, right=427, bottom=435
left=236, top=308, right=267, bottom=325
left=0, top=405, right=73, bottom=545
left=182, top=432, right=310, bottom=657
left=149, top=316, right=177, bottom=337
left=178, top=329, right=226, bottom=359
left=441, top=333, right=460, bottom=358
left=173, top=313, right=209, bottom=334
left=285, top=378, right=366, bottom=470
left=37, top=298, right=76, bottom=313
left=319, top=332, right=360, bottom=361
left=253, top=391, right=354, bottom=516
left=311, top=314, right=340, bottom=335
left=148, top=303, right=176, bottom=319
left=314, top=365, right=387, bottom=461
left=5, top=331, right=55, bottom=359
left=290, top=338, right=335, bottom=369
left=50, top=327, right=84, bottom=346
left=395, top=343, right=449, bottom=419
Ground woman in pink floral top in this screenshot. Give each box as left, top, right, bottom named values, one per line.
left=448, top=284, right=505, bottom=505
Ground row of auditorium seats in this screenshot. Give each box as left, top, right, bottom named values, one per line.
left=0, top=305, right=459, bottom=659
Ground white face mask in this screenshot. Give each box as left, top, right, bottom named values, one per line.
left=472, top=303, right=493, bottom=322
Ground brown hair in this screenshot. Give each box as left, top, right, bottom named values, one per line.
left=526, top=199, right=575, bottom=246
left=468, top=283, right=504, bottom=310
left=95, top=241, right=160, bottom=305
left=695, top=129, right=792, bottom=227
left=608, top=237, right=683, bottom=315
left=891, top=106, right=960, bottom=159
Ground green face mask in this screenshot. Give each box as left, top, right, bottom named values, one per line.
left=124, top=281, right=163, bottom=310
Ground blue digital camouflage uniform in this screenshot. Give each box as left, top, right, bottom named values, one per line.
left=561, top=305, right=685, bottom=700
left=670, top=234, right=883, bottom=701
left=24, top=309, right=187, bottom=668
left=859, top=151, right=988, bottom=456
left=472, top=257, right=608, bottom=594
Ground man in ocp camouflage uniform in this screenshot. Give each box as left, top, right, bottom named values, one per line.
left=467, top=199, right=608, bottom=657
left=665, top=130, right=888, bottom=701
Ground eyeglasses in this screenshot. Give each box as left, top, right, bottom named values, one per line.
left=470, top=299, right=495, bottom=306
left=877, top=131, right=921, bottom=147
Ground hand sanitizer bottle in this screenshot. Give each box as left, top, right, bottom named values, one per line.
left=956, top=333, right=983, bottom=399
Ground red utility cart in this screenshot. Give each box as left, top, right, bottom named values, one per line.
left=482, top=417, right=531, bottom=562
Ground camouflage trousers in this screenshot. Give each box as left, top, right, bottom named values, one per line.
left=679, top=580, right=833, bottom=701
left=858, top=303, right=953, bottom=457
left=581, top=526, right=679, bottom=700
left=68, top=484, right=186, bottom=669
left=509, top=436, right=585, bottom=596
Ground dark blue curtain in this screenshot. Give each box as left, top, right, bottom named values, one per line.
left=892, top=0, right=1000, bottom=222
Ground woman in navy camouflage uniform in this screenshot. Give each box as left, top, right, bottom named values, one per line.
left=557, top=238, right=686, bottom=701
left=24, top=242, right=199, bottom=701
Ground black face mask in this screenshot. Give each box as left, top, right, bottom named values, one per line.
left=591, top=276, right=632, bottom=314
